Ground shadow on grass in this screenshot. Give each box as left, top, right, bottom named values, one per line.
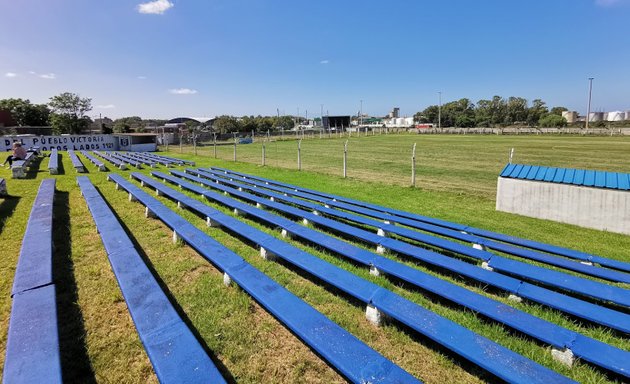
left=0, top=195, right=21, bottom=235
left=23, top=156, right=43, bottom=179
left=53, top=190, right=97, bottom=383
left=56, top=153, right=65, bottom=175
left=102, top=196, right=237, bottom=383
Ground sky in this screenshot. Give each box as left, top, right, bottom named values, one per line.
left=1, top=0, right=629, bottom=119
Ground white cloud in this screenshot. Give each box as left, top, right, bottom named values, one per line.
left=39, top=73, right=56, bottom=79
left=169, top=88, right=198, bottom=95
left=137, top=0, right=174, bottom=15
left=5, top=72, right=17, bottom=78
left=97, top=104, right=116, bottom=109
left=320, top=60, right=330, bottom=64
left=137, top=75, right=147, bottom=79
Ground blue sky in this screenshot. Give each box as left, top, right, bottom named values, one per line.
left=1, top=0, right=629, bottom=119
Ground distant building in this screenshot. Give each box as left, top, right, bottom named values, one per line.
left=561, top=111, right=578, bottom=123
left=389, top=107, right=400, bottom=118
left=322, top=116, right=351, bottom=130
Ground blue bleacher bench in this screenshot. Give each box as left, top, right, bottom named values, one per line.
left=48, top=149, right=59, bottom=175
left=77, top=176, right=225, bottom=383
left=10, top=151, right=37, bottom=179
left=4, top=179, right=61, bottom=384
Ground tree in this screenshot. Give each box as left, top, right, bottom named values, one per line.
left=505, top=97, right=528, bottom=125
left=539, top=114, right=567, bottom=127
left=113, top=116, right=144, bottom=133
left=212, top=115, right=242, bottom=134
left=0, top=98, right=50, bottom=126
left=526, top=99, right=548, bottom=126
left=549, top=106, right=568, bottom=116
left=48, top=92, right=92, bottom=134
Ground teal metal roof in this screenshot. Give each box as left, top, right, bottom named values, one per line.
left=499, top=163, right=630, bottom=191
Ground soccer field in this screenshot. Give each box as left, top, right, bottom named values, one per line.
left=1, top=134, right=628, bottom=383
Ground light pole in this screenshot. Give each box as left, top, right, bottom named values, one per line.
left=438, top=91, right=442, bottom=129
left=586, top=77, right=594, bottom=130
left=360, top=99, right=363, bottom=127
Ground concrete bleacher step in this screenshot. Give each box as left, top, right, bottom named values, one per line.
left=48, top=149, right=59, bottom=175
left=67, top=150, right=86, bottom=173
left=79, top=151, right=107, bottom=171
left=107, top=173, right=420, bottom=384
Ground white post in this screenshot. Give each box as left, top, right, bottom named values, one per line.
left=411, top=142, right=417, bottom=187
left=233, top=132, right=237, bottom=162
left=343, top=140, right=348, bottom=178
left=262, top=140, right=266, bottom=166
left=213, top=133, right=217, bottom=158
left=297, top=139, right=302, bottom=171
left=509, top=147, right=514, bottom=164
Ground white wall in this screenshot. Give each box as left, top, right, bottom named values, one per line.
left=496, top=177, right=630, bottom=235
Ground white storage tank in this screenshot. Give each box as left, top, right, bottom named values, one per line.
left=589, top=112, right=604, bottom=122
left=625, top=111, right=630, bottom=121
left=395, top=117, right=405, bottom=126
left=607, top=111, right=624, bottom=121
left=562, top=111, right=578, bottom=123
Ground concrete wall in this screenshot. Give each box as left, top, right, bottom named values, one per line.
left=496, top=177, right=630, bottom=235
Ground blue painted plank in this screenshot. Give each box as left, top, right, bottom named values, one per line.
left=107, top=174, right=419, bottom=384
left=78, top=176, right=226, bottom=384
left=562, top=168, right=575, bottom=184
left=525, top=165, right=539, bottom=180
left=517, top=165, right=531, bottom=178
left=551, top=168, right=566, bottom=183
left=543, top=167, right=557, bottom=182
left=500, top=163, right=516, bottom=177
left=164, top=170, right=630, bottom=377
left=185, top=169, right=630, bottom=333
left=509, top=164, right=524, bottom=178
left=3, top=285, right=62, bottom=384
left=137, top=173, right=575, bottom=383
left=572, top=169, right=585, bottom=185
left=594, top=171, right=606, bottom=188
left=618, top=173, right=630, bottom=191
left=211, top=167, right=630, bottom=274
left=12, top=179, right=55, bottom=296
left=583, top=170, right=595, bottom=187
left=534, top=166, right=548, bottom=181
left=606, top=172, right=618, bottom=189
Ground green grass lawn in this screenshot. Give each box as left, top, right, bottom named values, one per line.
left=1, top=134, right=629, bottom=383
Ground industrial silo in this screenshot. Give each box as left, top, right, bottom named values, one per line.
left=607, top=111, right=624, bottom=122
left=589, top=112, right=604, bottom=122
left=561, top=111, right=578, bottom=123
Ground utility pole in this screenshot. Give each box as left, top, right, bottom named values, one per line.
left=438, top=91, right=442, bottom=129
left=586, top=77, right=594, bottom=130
left=360, top=99, right=363, bottom=127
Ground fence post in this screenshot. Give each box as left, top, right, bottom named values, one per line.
left=509, top=147, right=514, bottom=164
left=262, top=140, right=266, bottom=166
left=213, top=133, right=217, bottom=158
left=233, top=132, right=237, bottom=162
left=297, top=139, right=302, bottom=171
left=343, top=140, right=348, bottom=178
left=411, top=143, right=417, bottom=187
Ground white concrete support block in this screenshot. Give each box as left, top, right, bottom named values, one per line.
left=256, top=202, right=262, bottom=208
left=551, top=347, right=575, bottom=367
left=366, top=305, right=383, bottom=326
left=260, top=247, right=277, bottom=261
left=283, top=193, right=288, bottom=197
left=233, top=208, right=241, bottom=216
left=156, top=189, right=163, bottom=196
left=376, top=244, right=388, bottom=254
left=270, top=197, right=275, bottom=202
left=481, top=261, right=494, bottom=271
left=281, top=229, right=292, bottom=239
left=312, top=210, right=320, bottom=216
left=177, top=201, right=187, bottom=209
left=377, top=228, right=388, bottom=237
left=302, top=218, right=310, bottom=226
left=119, top=164, right=127, bottom=170
left=324, top=204, right=330, bottom=209
left=140, top=180, right=145, bottom=187
left=223, top=191, right=229, bottom=196
left=206, top=217, right=222, bottom=228
left=172, top=230, right=182, bottom=244
left=238, top=187, right=243, bottom=192
left=580, top=261, right=594, bottom=266
left=369, top=265, right=382, bottom=277
left=128, top=193, right=136, bottom=202
left=114, top=183, right=120, bottom=190
left=145, top=207, right=156, bottom=218
left=472, top=243, right=486, bottom=251
left=223, top=272, right=233, bottom=287
left=507, top=294, right=523, bottom=303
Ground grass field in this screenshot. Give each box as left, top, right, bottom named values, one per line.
left=1, top=134, right=629, bottom=383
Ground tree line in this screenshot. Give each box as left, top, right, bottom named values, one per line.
left=414, top=96, right=569, bottom=128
